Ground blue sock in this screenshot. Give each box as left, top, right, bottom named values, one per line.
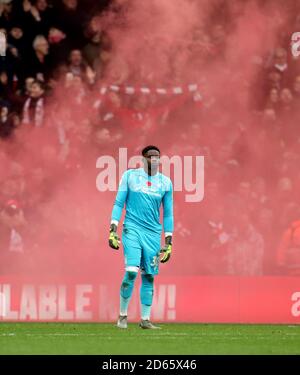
left=119, top=271, right=138, bottom=316
left=141, top=304, right=152, bottom=321
left=140, top=274, right=154, bottom=320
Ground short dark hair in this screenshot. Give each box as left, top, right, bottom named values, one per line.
left=142, top=145, right=160, bottom=157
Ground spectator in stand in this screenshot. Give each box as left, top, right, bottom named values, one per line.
left=23, top=0, right=56, bottom=37
left=22, top=79, right=45, bottom=126
left=0, top=103, right=16, bottom=139
left=93, top=126, right=123, bottom=154
left=266, top=70, right=282, bottom=91
left=0, top=175, right=23, bottom=204
left=56, top=0, right=86, bottom=49
left=256, top=207, right=275, bottom=274
left=0, top=199, right=27, bottom=274
left=0, top=70, right=11, bottom=100
left=104, top=54, right=129, bottom=85
left=67, top=49, right=95, bottom=85
left=94, top=43, right=112, bottom=78
left=268, top=48, right=292, bottom=88
left=97, top=91, right=122, bottom=127
left=274, top=177, right=296, bottom=228
left=68, top=74, right=86, bottom=106
left=0, top=0, right=14, bottom=30
left=276, top=218, right=300, bottom=276
left=226, top=211, right=264, bottom=276
left=25, top=34, right=51, bottom=82
left=8, top=22, right=25, bottom=52
left=279, top=88, right=294, bottom=113
left=273, top=48, right=288, bottom=72
left=292, top=75, right=300, bottom=99
left=83, top=16, right=103, bottom=69
left=278, top=87, right=297, bottom=143
left=23, top=76, right=35, bottom=96
left=48, top=27, right=70, bottom=70
left=265, top=88, right=279, bottom=110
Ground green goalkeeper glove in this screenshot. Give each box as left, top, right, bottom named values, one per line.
left=109, top=223, right=120, bottom=250
left=160, top=235, right=172, bottom=263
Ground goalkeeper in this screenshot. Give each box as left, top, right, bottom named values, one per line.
left=109, top=145, right=174, bottom=329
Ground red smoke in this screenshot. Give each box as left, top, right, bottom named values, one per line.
left=1, top=0, right=300, bottom=280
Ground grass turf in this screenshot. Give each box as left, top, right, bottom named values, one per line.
left=0, top=323, right=299, bottom=354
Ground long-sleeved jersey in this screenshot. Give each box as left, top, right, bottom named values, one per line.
left=111, top=168, right=174, bottom=234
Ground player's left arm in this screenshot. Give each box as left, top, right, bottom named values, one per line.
left=161, top=179, right=174, bottom=263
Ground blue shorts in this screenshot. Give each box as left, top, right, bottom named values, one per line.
left=122, top=225, right=161, bottom=275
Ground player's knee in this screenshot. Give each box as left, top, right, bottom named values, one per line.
left=121, top=271, right=138, bottom=298
left=142, top=274, right=154, bottom=284
left=142, top=274, right=154, bottom=288
left=126, top=271, right=138, bottom=281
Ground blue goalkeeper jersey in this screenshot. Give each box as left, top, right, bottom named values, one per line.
left=111, top=168, right=174, bottom=234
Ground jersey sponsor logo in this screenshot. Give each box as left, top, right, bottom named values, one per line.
left=128, top=175, right=164, bottom=197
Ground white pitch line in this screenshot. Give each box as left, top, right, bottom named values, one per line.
left=24, top=331, right=190, bottom=338
left=0, top=333, right=16, bottom=336
left=1, top=333, right=299, bottom=340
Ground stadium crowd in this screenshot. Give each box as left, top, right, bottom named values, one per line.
left=0, top=0, right=300, bottom=277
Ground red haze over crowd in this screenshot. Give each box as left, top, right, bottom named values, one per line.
left=0, top=0, right=300, bottom=278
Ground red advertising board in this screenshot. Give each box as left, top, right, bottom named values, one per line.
left=0, top=276, right=299, bottom=323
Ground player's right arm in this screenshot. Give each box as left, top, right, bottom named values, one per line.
left=109, top=170, right=129, bottom=250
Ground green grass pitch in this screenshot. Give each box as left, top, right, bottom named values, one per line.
left=0, top=323, right=300, bottom=354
